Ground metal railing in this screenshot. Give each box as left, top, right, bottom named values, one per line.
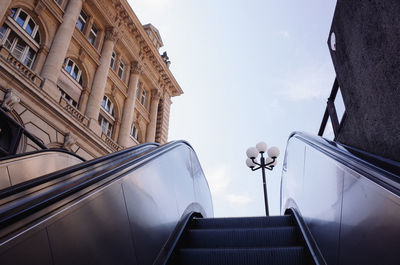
left=0, top=108, right=47, bottom=157
left=318, top=78, right=346, bottom=140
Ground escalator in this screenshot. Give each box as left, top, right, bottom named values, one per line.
left=159, top=211, right=321, bottom=265
left=0, top=131, right=399, bottom=265
left=0, top=141, right=213, bottom=265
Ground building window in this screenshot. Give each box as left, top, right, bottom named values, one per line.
left=0, top=8, right=42, bottom=69
left=110, top=51, right=116, bottom=69
left=76, top=10, right=87, bottom=32
left=64, top=58, right=83, bottom=85
left=101, top=95, right=114, bottom=116
left=98, top=115, right=113, bottom=137
left=88, top=24, right=97, bottom=45
left=8, top=8, right=40, bottom=43
left=118, top=60, right=125, bottom=79
left=130, top=124, right=139, bottom=141
left=140, top=89, right=147, bottom=107
left=135, top=83, right=140, bottom=99
left=60, top=89, right=78, bottom=108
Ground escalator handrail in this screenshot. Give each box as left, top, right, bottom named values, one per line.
left=0, top=142, right=159, bottom=199
left=153, top=211, right=203, bottom=265
left=289, top=132, right=400, bottom=196
left=0, top=141, right=196, bottom=231
left=285, top=208, right=326, bottom=265
left=0, top=148, right=86, bottom=162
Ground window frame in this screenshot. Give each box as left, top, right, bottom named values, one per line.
left=88, top=23, right=98, bottom=46
left=110, top=51, right=116, bottom=70
left=63, top=58, right=83, bottom=85
left=98, top=114, right=113, bottom=138
left=76, top=10, right=87, bottom=32
left=140, top=89, right=147, bottom=107
left=118, top=59, right=125, bottom=80
left=130, top=124, right=139, bottom=141
left=101, top=95, right=115, bottom=118
left=10, top=8, right=40, bottom=43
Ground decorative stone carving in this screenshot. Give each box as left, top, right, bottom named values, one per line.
left=151, top=89, right=161, bottom=101
left=63, top=132, right=77, bottom=151
left=34, top=0, right=46, bottom=16
left=105, top=27, right=118, bottom=42
left=1, top=89, right=20, bottom=112
left=130, top=61, right=143, bottom=75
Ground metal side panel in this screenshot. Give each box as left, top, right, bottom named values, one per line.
left=0, top=230, right=53, bottom=265
left=281, top=132, right=400, bottom=265
left=46, top=183, right=136, bottom=265
left=339, top=170, right=400, bottom=265
left=0, top=142, right=213, bottom=265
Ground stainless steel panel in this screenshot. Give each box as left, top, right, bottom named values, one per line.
left=301, top=147, right=344, bottom=265
left=47, top=184, right=136, bottom=265
left=281, top=133, right=400, bottom=265
left=123, top=146, right=196, bottom=265
left=0, top=167, right=10, bottom=190
left=0, top=152, right=82, bottom=188
left=0, top=142, right=213, bottom=265
left=339, top=170, right=400, bottom=265
left=0, top=230, right=52, bottom=265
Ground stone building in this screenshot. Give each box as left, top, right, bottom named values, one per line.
left=0, top=0, right=183, bottom=159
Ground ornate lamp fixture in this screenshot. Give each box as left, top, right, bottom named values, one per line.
left=246, top=142, right=280, bottom=216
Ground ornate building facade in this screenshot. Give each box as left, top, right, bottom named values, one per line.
left=0, top=0, right=182, bottom=159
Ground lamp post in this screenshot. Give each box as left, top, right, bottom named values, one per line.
left=246, top=142, right=280, bottom=216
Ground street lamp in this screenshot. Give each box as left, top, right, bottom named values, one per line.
left=245, top=142, right=280, bottom=216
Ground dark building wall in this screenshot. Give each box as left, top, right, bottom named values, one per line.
left=329, top=0, right=400, bottom=162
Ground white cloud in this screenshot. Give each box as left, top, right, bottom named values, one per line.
left=225, top=194, right=253, bottom=206
left=278, top=61, right=333, bottom=101
left=279, top=31, right=290, bottom=39
left=205, top=165, right=231, bottom=195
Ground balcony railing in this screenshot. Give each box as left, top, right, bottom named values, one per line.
left=59, top=97, right=89, bottom=126
left=0, top=46, right=42, bottom=87
left=101, top=133, right=122, bottom=152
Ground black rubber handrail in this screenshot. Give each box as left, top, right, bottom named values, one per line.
left=0, top=140, right=192, bottom=230
left=0, top=142, right=158, bottom=199
left=0, top=148, right=86, bottom=162
left=285, top=208, right=326, bottom=265
left=153, top=211, right=203, bottom=265
left=290, top=132, right=400, bottom=196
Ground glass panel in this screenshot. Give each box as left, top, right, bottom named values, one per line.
left=78, top=75, right=83, bottom=85
left=16, top=11, right=27, bottom=28
left=12, top=39, right=26, bottom=60
left=88, top=32, right=96, bottom=45
left=23, top=47, right=35, bottom=68
left=102, top=96, right=107, bottom=108
left=10, top=8, right=16, bottom=18
left=72, top=65, right=79, bottom=80
left=76, top=18, right=84, bottom=31
left=34, top=30, right=40, bottom=43
left=65, top=60, right=73, bottom=73
left=0, top=26, right=7, bottom=41
left=25, top=19, right=35, bottom=36
left=4, top=30, right=16, bottom=49
left=136, top=86, right=140, bottom=99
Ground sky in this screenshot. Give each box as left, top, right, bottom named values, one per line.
left=128, top=0, right=339, bottom=217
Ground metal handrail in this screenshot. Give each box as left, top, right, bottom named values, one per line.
left=318, top=78, right=346, bottom=140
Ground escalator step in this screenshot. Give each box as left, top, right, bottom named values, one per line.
left=178, top=247, right=306, bottom=265
left=192, top=215, right=293, bottom=229
left=184, top=227, right=299, bottom=248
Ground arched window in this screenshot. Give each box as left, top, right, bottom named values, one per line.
left=98, top=95, right=115, bottom=138
left=64, top=58, right=83, bottom=85
left=130, top=124, right=139, bottom=141
left=101, top=95, right=114, bottom=116
left=0, top=8, right=41, bottom=69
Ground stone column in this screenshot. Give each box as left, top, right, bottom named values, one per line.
left=0, top=0, right=12, bottom=25
left=146, top=89, right=161, bottom=142
left=155, top=91, right=172, bottom=144
left=40, top=0, right=83, bottom=101
left=78, top=87, right=90, bottom=113
left=85, top=27, right=117, bottom=134
left=117, top=62, right=142, bottom=147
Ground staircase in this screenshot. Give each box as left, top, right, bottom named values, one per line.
left=167, top=215, right=314, bottom=265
